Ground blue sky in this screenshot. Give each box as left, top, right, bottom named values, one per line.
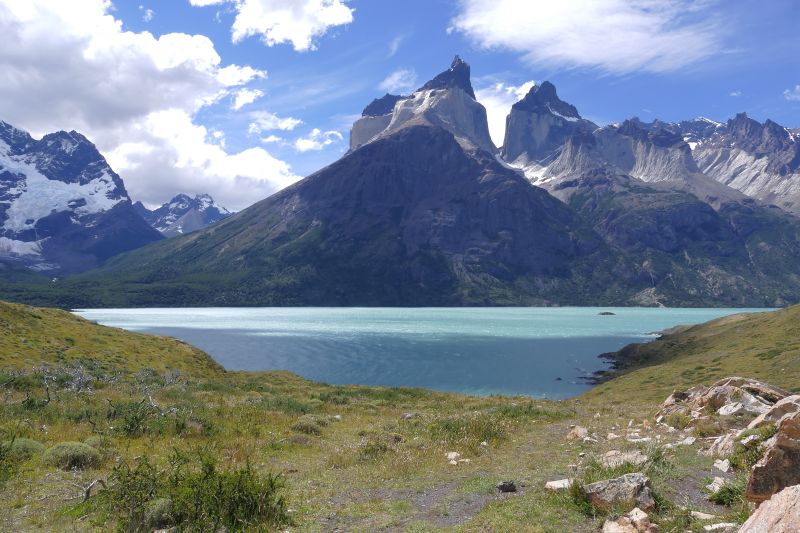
left=0, top=0, right=798, bottom=209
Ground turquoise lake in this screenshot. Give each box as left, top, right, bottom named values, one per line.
left=73, top=307, right=770, bottom=398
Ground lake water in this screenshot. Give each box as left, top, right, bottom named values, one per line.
left=73, top=307, right=769, bottom=398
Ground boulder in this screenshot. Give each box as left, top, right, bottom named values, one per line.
left=566, top=426, right=589, bottom=441
left=746, top=412, right=800, bottom=504
left=713, top=459, right=730, bottom=473
left=657, top=378, right=789, bottom=419
left=739, top=484, right=800, bottom=532
left=584, top=473, right=656, bottom=512
left=601, top=450, right=649, bottom=469
left=746, top=395, right=800, bottom=431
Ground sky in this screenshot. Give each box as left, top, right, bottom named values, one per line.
left=0, top=0, right=798, bottom=211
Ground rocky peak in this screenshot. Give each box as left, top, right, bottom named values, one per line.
left=513, top=81, right=581, bottom=120
left=362, top=94, right=404, bottom=117
left=137, top=193, right=231, bottom=237
left=418, top=55, right=476, bottom=99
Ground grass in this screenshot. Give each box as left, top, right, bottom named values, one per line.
left=2, top=301, right=797, bottom=530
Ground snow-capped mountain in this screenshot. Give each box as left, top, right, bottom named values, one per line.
left=0, top=120, right=161, bottom=273
left=134, top=193, right=231, bottom=237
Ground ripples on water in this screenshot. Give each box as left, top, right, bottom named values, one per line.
left=74, top=307, right=769, bottom=398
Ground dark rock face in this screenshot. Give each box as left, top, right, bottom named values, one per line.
left=419, top=55, right=476, bottom=99
left=362, top=94, right=404, bottom=117
left=0, top=120, right=161, bottom=274
left=135, top=194, right=231, bottom=237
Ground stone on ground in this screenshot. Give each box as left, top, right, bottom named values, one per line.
left=584, top=473, right=655, bottom=512
left=601, top=450, right=648, bottom=468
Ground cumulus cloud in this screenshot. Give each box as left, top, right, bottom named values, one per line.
left=0, top=0, right=300, bottom=210
left=475, top=81, right=535, bottom=146
left=379, top=68, right=417, bottom=94
left=231, top=88, right=264, bottom=110
left=729, top=90, right=742, bottom=97
left=451, top=0, right=724, bottom=74
left=294, top=128, right=343, bottom=152
left=785, top=85, right=800, bottom=102
left=188, top=0, right=354, bottom=52
left=247, top=111, right=303, bottom=135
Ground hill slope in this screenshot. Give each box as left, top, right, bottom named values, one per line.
left=0, top=300, right=222, bottom=376
left=587, top=304, right=800, bottom=402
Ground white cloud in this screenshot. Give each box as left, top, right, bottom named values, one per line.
left=784, top=85, right=800, bottom=102
left=189, top=0, right=354, bottom=52
left=379, top=68, right=417, bottom=94
left=138, top=5, right=154, bottom=22
left=294, top=128, right=343, bottom=152
left=231, top=88, right=264, bottom=110
left=387, top=34, right=404, bottom=57
left=451, top=0, right=723, bottom=74
left=729, top=90, right=742, bottom=97
left=260, top=135, right=283, bottom=144
left=247, top=111, right=303, bottom=134
left=0, top=0, right=298, bottom=210
left=475, top=81, right=535, bottom=146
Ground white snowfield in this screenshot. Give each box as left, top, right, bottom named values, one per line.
left=1, top=142, right=122, bottom=232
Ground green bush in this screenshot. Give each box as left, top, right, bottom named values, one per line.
left=708, top=476, right=747, bottom=506
left=429, top=413, right=508, bottom=449
left=2, top=437, right=45, bottom=460
left=43, top=442, right=101, bottom=470
left=730, top=424, right=778, bottom=470
left=291, top=418, right=322, bottom=436
left=665, top=412, right=692, bottom=430
left=99, top=451, right=289, bottom=531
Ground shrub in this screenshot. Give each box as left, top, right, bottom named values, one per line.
left=665, top=412, right=692, bottom=430
left=291, top=419, right=322, bottom=436
left=43, top=442, right=101, bottom=470
left=693, top=418, right=723, bottom=438
left=2, top=437, right=46, bottom=460
left=99, top=451, right=289, bottom=531
left=429, top=414, right=508, bottom=449
left=730, top=424, right=778, bottom=470
left=708, top=476, right=747, bottom=506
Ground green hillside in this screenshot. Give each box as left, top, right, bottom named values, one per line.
left=1, top=301, right=798, bottom=531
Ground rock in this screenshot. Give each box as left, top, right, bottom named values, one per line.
left=601, top=450, right=649, bottom=469
left=445, top=451, right=461, bottom=461
left=448, top=460, right=458, bottom=466
left=584, top=473, right=656, bottom=512
left=627, top=437, right=652, bottom=444
left=713, top=459, right=730, bottom=473
left=607, top=432, right=621, bottom=440
left=657, top=378, right=789, bottom=419
left=480, top=441, right=488, bottom=447
left=703, top=430, right=738, bottom=458
left=400, top=412, right=417, bottom=420
left=567, top=426, right=589, bottom=441
left=601, top=507, right=657, bottom=532
left=583, top=436, right=599, bottom=444
left=702, top=524, right=738, bottom=532
left=739, top=484, right=800, bottom=532
left=706, top=477, right=726, bottom=494
left=746, top=412, right=800, bottom=504
left=332, top=415, right=342, bottom=421
left=746, top=394, right=800, bottom=431
left=544, top=478, right=573, bottom=492
left=740, top=434, right=759, bottom=447
left=678, top=436, right=696, bottom=446
left=690, top=510, right=717, bottom=520
left=602, top=517, right=638, bottom=533
left=497, top=480, right=517, bottom=493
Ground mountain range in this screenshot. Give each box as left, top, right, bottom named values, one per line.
left=1, top=56, right=800, bottom=307
left=134, top=194, right=231, bottom=237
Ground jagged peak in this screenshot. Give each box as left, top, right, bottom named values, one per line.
left=362, top=93, right=404, bottom=117
left=512, top=81, right=581, bottom=120
left=418, top=54, right=475, bottom=99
